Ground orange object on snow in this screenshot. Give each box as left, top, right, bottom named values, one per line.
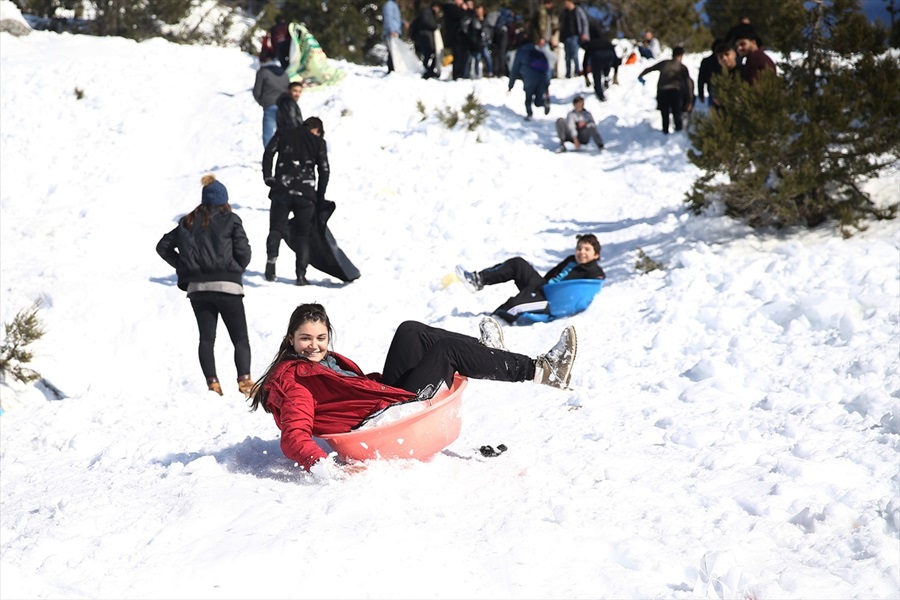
left=320, top=374, right=467, bottom=461
left=625, top=52, right=638, bottom=65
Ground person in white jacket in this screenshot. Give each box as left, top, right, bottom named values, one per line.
left=638, top=29, right=661, bottom=59
left=554, top=95, right=605, bottom=152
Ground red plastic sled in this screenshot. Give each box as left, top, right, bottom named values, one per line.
left=320, top=374, right=468, bottom=462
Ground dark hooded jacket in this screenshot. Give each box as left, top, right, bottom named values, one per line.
left=262, top=124, right=330, bottom=202
left=275, top=93, right=304, bottom=132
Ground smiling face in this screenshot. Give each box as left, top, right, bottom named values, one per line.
left=290, top=321, right=330, bottom=362
left=735, top=37, right=757, bottom=58
left=574, top=241, right=600, bottom=264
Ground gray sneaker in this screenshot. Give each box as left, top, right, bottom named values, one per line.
left=479, top=316, right=507, bottom=351
left=533, top=326, right=577, bottom=389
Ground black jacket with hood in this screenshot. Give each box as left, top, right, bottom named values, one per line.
left=262, top=124, right=330, bottom=203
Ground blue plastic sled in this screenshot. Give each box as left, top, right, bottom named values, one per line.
left=513, top=279, right=604, bottom=325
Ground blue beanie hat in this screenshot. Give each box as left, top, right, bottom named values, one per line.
left=201, top=174, right=228, bottom=206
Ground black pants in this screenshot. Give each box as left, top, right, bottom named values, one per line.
left=189, top=292, right=251, bottom=381
left=479, top=257, right=549, bottom=323
left=589, top=49, right=617, bottom=100
left=452, top=42, right=470, bottom=79
left=657, top=88, right=684, bottom=133
left=266, top=193, right=316, bottom=278
left=492, top=30, right=508, bottom=77
left=381, top=321, right=534, bottom=395
left=416, top=40, right=438, bottom=78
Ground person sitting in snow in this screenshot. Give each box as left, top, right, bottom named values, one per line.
left=637, top=28, right=661, bottom=60
left=156, top=175, right=254, bottom=398
left=455, top=233, right=605, bottom=324
left=555, top=94, right=604, bottom=153
left=249, top=303, right=577, bottom=472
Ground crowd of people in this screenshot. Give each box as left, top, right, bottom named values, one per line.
left=386, top=1, right=776, bottom=139
left=638, top=19, right=777, bottom=134
left=153, top=9, right=776, bottom=473
left=155, top=54, right=599, bottom=470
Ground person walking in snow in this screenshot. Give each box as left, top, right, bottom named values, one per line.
left=248, top=303, right=577, bottom=472
left=382, top=0, right=404, bottom=74
left=508, top=32, right=551, bottom=120
left=275, top=81, right=304, bottom=133
left=455, top=233, right=605, bottom=324
left=560, top=0, right=588, bottom=78
left=413, top=1, right=442, bottom=79
left=269, top=15, right=291, bottom=69
left=488, top=5, right=515, bottom=78
left=555, top=94, right=604, bottom=152
left=156, top=175, right=254, bottom=398
left=253, top=49, right=290, bottom=148
left=582, top=17, right=617, bottom=102
left=638, top=46, right=693, bottom=134
left=262, top=111, right=330, bottom=286
left=443, top=0, right=470, bottom=80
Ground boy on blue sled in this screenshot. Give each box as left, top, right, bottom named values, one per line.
left=456, top=233, right=605, bottom=325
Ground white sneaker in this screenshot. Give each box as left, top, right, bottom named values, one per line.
left=479, top=316, right=507, bottom=351
left=533, top=326, right=577, bottom=389
left=455, top=265, right=483, bottom=293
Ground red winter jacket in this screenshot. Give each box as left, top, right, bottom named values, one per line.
left=264, top=353, right=416, bottom=470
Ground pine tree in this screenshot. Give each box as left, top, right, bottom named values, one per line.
left=90, top=0, right=190, bottom=39
left=686, top=0, right=900, bottom=235
left=703, top=0, right=807, bottom=50
left=595, top=0, right=710, bottom=51
left=0, top=300, right=45, bottom=385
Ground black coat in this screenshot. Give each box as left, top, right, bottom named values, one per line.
left=697, top=52, right=722, bottom=101
left=157, top=209, right=251, bottom=291
left=542, top=255, right=606, bottom=282
left=414, top=6, right=439, bottom=54
left=263, top=125, right=330, bottom=202
left=285, top=201, right=360, bottom=283
left=442, top=1, right=465, bottom=46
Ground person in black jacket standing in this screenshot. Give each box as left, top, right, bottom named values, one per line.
left=156, top=175, right=253, bottom=397
left=262, top=111, right=330, bottom=286
left=413, top=1, right=441, bottom=79
left=697, top=39, right=722, bottom=106
left=443, top=0, right=469, bottom=80
left=455, top=233, right=606, bottom=323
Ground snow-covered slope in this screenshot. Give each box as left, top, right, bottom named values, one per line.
left=1, top=30, right=898, bottom=599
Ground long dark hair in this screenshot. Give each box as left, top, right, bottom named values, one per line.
left=249, top=303, right=334, bottom=413
left=182, top=203, right=232, bottom=229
